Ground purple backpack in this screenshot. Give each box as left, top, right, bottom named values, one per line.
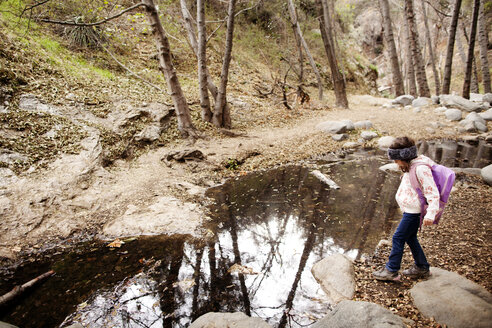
left=409, top=163, right=455, bottom=226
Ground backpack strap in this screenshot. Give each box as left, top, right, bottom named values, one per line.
left=409, top=162, right=430, bottom=229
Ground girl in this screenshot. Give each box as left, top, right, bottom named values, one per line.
left=373, top=137, right=440, bottom=281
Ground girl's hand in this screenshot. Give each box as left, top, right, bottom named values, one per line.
left=423, top=218, right=434, bottom=226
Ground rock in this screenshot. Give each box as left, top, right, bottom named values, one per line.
left=0, top=149, right=29, bottom=164
left=411, top=268, right=492, bottom=328
left=165, top=149, right=205, bottom=162
left=0, top=322, right=19, bottom=328
left=426, top=127, right=436, bottom=134
left=469, top=93, right=483, bottom=102
left=434, top=106, right=447, bottom=114
left=379, top=163, right=399, bottom=173
left=18, top=94, right=59, bottom=114
left=404, top=105, right=412, bottom=110
left=316, top=121, right=347, bottom=134
left=340, top=120, right=355, bottom=131
left=189, top=312, right=271, bottom=328
left=460, top=112, right=488, bottom=132
left=483, top=93, right=492, bottom=104
left=444, top=108, right=462, bottom=121
left=479, top=109, right=492, bottom=121
left=342, top=142, right=360, bottom=149
left=412, top=97, right=432, bottom=107
left=311, top=254, right=355, bottom=304
left=431, top=95, right=440, bottom=104
left=377, top=136, right=395, bottom=149
left=0, top=167, right=18, bottom=190
left=354, top=120, right=373, bottom=129
left=134, top=125, right=162, bottom=142
left=440, top=94, right=486, bottom=112
left=429, top=121, right=444, bottom=129
left=311, top=301, right=408, bottom=328
left=413, top=108, right=421, bottom=113
left=332, top=134, right=348, bottom=141
left=451, top=167, right=482, bottom=175
left=458, top=121, right=477, bottom=133
left=391, top=95, right=414, bottom=106
left=360, top=131, right=378, bottom=141
left=482, top=164, right=492, bottom=186
left=103, top=196, right=203, bottom=237
left=486, top=134, right=492, bottom=142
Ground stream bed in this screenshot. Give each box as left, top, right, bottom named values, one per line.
left=0, top=139, right=491, bottom=327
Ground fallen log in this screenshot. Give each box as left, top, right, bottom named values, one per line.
left=311, top=170, right=340, bottom=189
left=0, top=270, right=55, bottom=306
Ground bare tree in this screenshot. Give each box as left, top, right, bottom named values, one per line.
left=143, top=0, right=197, bottom=137
left=403, top=11, right=417, bottom=96
left=477, top=0, right=491, bottom=93
left=460, top=22, right=479, bottom=93
left=213, top=0, right=237, bottom=128
left=317, top=0, right=349, bottom=108
left=197, top=0, right=212, bottom=122
left=179, top=0, right=231, bottom=124
left=287, top=0, right=323, bottom=100
left=404, top=0, right=430, bottom=97
left=442, top=0, right=462, bottom=94
left=421, top=0, right=441, bottom=95
left=378, top=0, right=405, bottom=96
left=462, top=0, right=480, bottom=99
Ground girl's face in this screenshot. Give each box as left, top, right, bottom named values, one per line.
left=395, top=160, right=409, bottom=172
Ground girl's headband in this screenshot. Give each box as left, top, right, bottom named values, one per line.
left=387, top=145, right=417, bottom=161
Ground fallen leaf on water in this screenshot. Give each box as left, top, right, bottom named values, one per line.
left=107, top=239, right=124, bottom=248
left=228, top=263, right=259, bottom=275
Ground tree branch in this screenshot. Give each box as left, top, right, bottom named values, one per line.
left=38, top=2, right=146, bottom=26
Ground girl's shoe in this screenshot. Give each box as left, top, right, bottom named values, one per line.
left=402, top=264, right=430, bottom=278
left=372, top=267, right=400, bottom=281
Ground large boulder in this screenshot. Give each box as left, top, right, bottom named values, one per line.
left=479, top=109, right=492, bottom=121
left=102, top=196, right=203, bottom=237
left=483, top=93, right=492, bottom=104
left=444, top=108, right=462, bottom=121
left=341, top=120, right=355, bottom=131
left=311, top=254, right=355, bottom=304
left=311, top=301, right=408, bottom=328
left=469, top=93, right=484, bottom=102
left=411, top=268, right=492, bottom=328
left=391, top=95, right=414, bottom=106
left=482, top=164, right=492, bottom=186
left=459, top=112, right=488, bottom=132
left=412, top=97, right=433, bottom=107
left=440, top=94, right=487, bottom=112
left=377, top=136, right=396, bottom=149
left=189, top=312, right=271, bottom=328
left=316, top=121, right=347, bottom=134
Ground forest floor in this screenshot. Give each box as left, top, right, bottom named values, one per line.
left=2, top=93, right=492, bottom=327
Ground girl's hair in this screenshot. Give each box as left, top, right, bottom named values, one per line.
left=390, top=137, right=416, bottom=173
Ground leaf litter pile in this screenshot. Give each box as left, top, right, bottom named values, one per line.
left=354, top=173, right=492, bottom=327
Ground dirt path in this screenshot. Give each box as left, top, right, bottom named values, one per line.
left=0, top=94, right=488, bottom=260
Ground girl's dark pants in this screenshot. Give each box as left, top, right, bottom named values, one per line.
left=386, top=212, right=430, bottom=272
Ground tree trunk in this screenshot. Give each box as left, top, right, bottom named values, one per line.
left=442, top=0, right=462, bottom=94
left=421, top=0, right=441, bottom=95
left=197, top=0, right=212, bottom=122
left=403, top=11, right=417, bottom=96
left=461, top=22, right=480, bottom=94
left=212, top=0, right=236, bottom=128
left=478, top=0, right=491, bottom=93
left=462, top=0, right=480, bottom=99
left=287, top=0, right=323, bottom=100
left=378, top=0, right=405, bottom=96
left=179, top=0, right=231, bottom=123
left=404, top=0, right=430, bottom=97
left=318, top=0, right=349, bottom=108
left=143, top=0, right=197, bottom=138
